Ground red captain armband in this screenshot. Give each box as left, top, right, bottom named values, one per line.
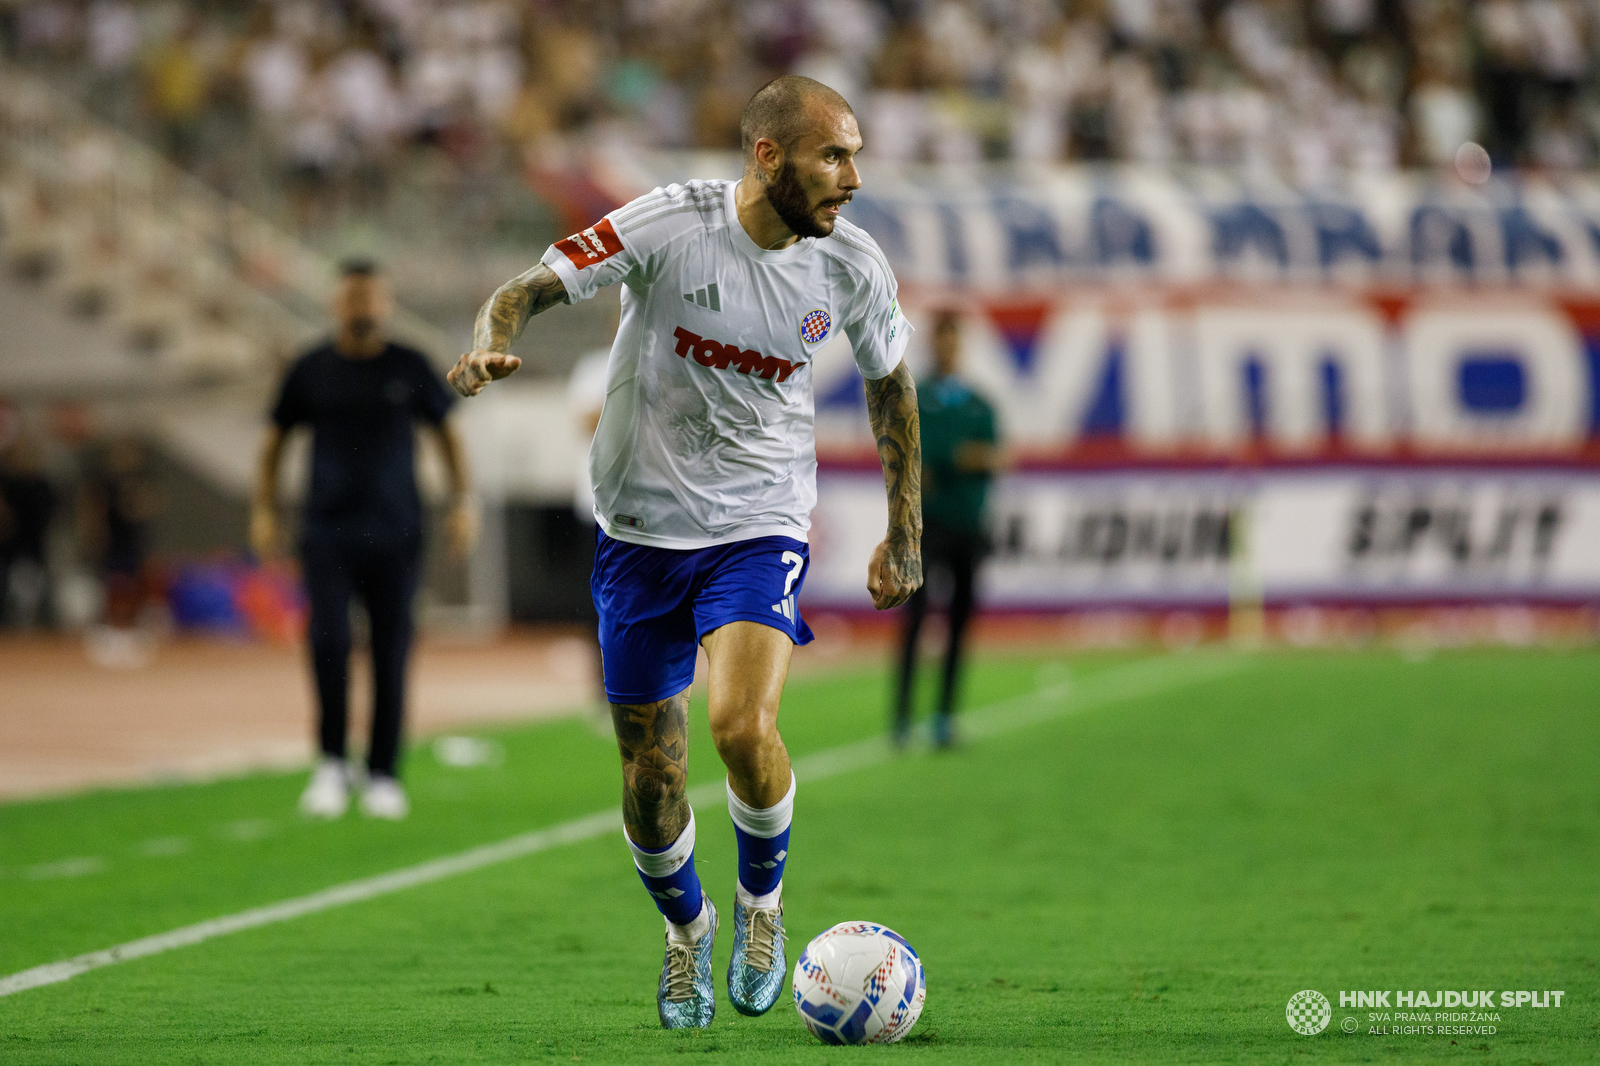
left=554, top=218, right=625, bottom=270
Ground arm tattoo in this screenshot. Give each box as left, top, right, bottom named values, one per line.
left=864, top=361, right=924, bottom=583
left=611, top=692, right=691, bottom=848
left=471, top=263, right=568, bottom=353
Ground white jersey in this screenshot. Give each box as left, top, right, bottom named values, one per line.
left=565, top=348, right=609, bottom=523
left=541, top=178, right=912, bottom=549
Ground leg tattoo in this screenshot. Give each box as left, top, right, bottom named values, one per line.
left=613, top=691, right=691, bottom=849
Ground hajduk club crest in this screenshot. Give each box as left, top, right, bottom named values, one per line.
left=800, top=309, right=831, bottom=344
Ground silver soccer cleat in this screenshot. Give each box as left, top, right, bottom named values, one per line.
left=726, top=895, right=787, bottom=1016
left=657, top=895, right=718, bottom=1029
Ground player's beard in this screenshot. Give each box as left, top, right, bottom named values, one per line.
left=765, top=161, right=845, bottom=239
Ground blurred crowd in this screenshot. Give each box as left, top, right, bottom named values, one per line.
left=3, top=0, right=1599, bottom=222
left=0, top=410, right=304, bottom=656
left=0, top=414, right=158, bottom=641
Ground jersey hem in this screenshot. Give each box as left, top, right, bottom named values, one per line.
left=861, top=352, right=908, bottom=382
left=544, top=252, right=582, bottom=304
left=595, top=513, right=809, bottom=550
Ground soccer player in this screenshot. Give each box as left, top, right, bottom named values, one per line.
left=252, top=261, right=475, bottom=820
left=447, top=76, right=922, bottom=1028
left=893, top=311, right=1002, bottom=749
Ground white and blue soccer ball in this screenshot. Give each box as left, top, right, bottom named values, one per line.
left=792, top=921, right=926, bottom=1045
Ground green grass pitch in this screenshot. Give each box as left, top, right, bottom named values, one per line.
left=1, top=647, right=1596, bottom=1063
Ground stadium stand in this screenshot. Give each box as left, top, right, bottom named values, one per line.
left=0, top=65, right=509, bottom=632
left=3, top=1, right=1598, bottom=636
left=4, top=0, right=1597, bottom=228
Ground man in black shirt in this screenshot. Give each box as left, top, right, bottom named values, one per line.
left=252, top=261, right=473, bottom=819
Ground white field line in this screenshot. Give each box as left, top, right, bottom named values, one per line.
left=0, top=652, right=1246, bottom=999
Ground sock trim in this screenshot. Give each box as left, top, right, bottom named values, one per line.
left=666, top=897, right=711, bottom=943
left=726, top=773, right=795, bottom=838
left=625, top=811, right=695, bottom=878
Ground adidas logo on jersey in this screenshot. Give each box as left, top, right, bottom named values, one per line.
left=683, top=283, right=721, bottom=311
left=672, top=326, right=800, bottom=383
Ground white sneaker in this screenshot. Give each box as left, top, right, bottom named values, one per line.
left=299, top=758, right=350, bottom=819
left=359, top=775, right=410, bottom=820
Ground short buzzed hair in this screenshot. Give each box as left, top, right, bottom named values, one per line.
left=739, top=75, right=853, bottom=158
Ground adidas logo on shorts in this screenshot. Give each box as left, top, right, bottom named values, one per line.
left=771, top=594, right=797, bottom=624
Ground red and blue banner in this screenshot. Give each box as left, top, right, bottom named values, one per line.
left=588, top=156, right=1600, bottom=610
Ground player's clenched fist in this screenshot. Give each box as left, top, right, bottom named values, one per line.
left=448, top=350, right=522, bottom=397
left=867, top=538, right=922, bottom=610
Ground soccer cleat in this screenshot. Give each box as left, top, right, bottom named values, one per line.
left=657, top=895, right=718, bottom=1029
left=727, top=895, right=788, bottom=1016
left=932, top=712, right=956, bottom=750
left=358, top=775, right=410, bottom=820
left=299, top=758, right=349, bottom=818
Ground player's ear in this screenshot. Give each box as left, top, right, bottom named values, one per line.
left=754, top=136, right=784, bottom=181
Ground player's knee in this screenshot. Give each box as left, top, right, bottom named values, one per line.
left=708, top=707, right=776, bottom=768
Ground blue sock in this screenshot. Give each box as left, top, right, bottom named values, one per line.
left=727, top=774, right=795, bottom=902
left=626, top=812, right=704, bottom=927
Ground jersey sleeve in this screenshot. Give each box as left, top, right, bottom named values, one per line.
left=539, top=186, right=687, bottom=304
left=269, top=356, right=312, bottom=429
left=406, top=349, right=456, bottom=426
left=842, top=265, right=913, bottom=381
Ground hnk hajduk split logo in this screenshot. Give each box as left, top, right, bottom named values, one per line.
left=1287, top=990, right=1332, bottom=1035
left=1288, top=988, right=1562, bottom=1037
left=799, top=309, right=830, bottom=344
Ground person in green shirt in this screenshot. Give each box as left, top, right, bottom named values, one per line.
left=894, top=311, right=1004, bottom=748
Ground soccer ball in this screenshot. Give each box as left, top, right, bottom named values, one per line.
left=792, top=921, right=926, bottom=1045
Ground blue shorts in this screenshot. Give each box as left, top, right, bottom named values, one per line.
left=592, top=530, right=814, bottom=704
